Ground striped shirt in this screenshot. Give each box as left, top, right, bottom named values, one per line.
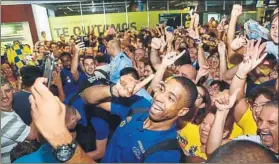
left=1, top=111, right=30, bottom=163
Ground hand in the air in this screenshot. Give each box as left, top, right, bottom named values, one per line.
left=238, top=39, right=267, bottom=76
left=112, top=74, right=155, bottom=98
left=161, top=50, right=185, bottom=68
left=231, top=4, right=243, bottom=18
left=30, top=78, right=68, bottom=142
left=214, top=89, right=240, bottom=111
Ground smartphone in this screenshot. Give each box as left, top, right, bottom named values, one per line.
left=43, top=54, right=55, bottom=88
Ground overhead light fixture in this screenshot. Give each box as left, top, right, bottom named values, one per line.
left=170, top=0, right=176, bottom=3
left=67, top=7, right=73, bottom=11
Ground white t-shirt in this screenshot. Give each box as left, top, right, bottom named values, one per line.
left=1, top=111, right=30, bottom=163
left=234, top=135, right=279, bottom=159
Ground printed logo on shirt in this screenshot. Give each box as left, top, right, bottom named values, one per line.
left=137, top=140, right=146, bottom=153
left=132, top=147, right=142, bottom=160
left=126, top=116, right=132, bottom=123
left=120, top=120, right=126, bottom=127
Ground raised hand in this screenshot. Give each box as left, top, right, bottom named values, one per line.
left=165, top=30, right=174, bottom=44
left=112, top=74, right=155, bottom=98
left=189, top=9, right=195, bottom=19
left=197, top=65, right=210, bottom=77
left=30, top=78, right=68, bottom=142
left=161, top=50, right=185, bottom=67
left=151, top=38, right=163, bottom=50
left=238, top=39, right=267, bottom=76
left=194, top=13, right=200, bottom=26
left=52, top=68, right=62, bottom=86
left=214, top=89, right=240, bottom=111
left=231, top=4, right=243, bottom=18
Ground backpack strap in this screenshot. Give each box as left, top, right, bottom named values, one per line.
left=142, top=139, right=181, bottom=162
left=127, top=108, right=149, bottom=116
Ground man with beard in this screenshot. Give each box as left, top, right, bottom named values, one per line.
left=1, top=78, right=36, bottom=163
left=60, top=52, right=82, bottom=97
left=28, top=74, right=198, bottom=163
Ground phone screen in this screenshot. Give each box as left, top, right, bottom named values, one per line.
left=43, top=55, right=55, bottom=88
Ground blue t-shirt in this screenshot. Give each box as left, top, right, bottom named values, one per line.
left=13, top=91, right=32, bottom=125
left=14, top=143, right=59, bottom=163
left=64, top=93, right=87, bottom=126
left=64, top=94, right=110, bottom=140
left=110, top=52, right=132, bottom=83
left=101, top=112, right=181, bottom=163
left=60, top=68, right=80, bottom=97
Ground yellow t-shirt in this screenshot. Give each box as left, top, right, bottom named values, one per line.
left=179, top=123, right=207, bottom=160
left=230, top=123, right=243, bottom=139
left=237, top=106, right=257, bottom=135
left=230, top=105, right=257, bottom=139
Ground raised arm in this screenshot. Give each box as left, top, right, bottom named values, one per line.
left=206, top=89, right=239, bottom=155
left=229, top=39, right=267, bottom=101
left=150, top=51, right=185, bottom=91
left=71, top=45, right=80, bottom=81
left=223, top=64, right=239, bottom=84
left=218, top=41, right=227, bottom=81
left=198, top=44, right=207, bottom=67
left=30, top=78, right=95, bottom=163
left=150, top=38, right=163, bottom=70
left=227, top=4, right=242, bottom=62
left=81, top=85, right=111, bottom=104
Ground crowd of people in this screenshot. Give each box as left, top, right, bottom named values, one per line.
left=1, top=4, right=278, bottom=163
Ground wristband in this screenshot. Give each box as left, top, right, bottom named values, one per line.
left=236, top=73, right=247, bottom=80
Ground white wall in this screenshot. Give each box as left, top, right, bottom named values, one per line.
left=31, top=4, right=52, bottom=41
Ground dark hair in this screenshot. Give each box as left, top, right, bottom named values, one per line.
left=95, top=53, right=107, bottom=64
left=104, top=35, right=114, bottom=42
left=207, top=140, right=279, bottom=163
left=49, top=42, right=57, bottom=47
left=82, top=56, right=95, bottom=65
left=263, top=100, right=279, bottom=109
left=248, top=86, right=277, bottom=104
left=127, top=45, right=136, bottom=53
left=210, top=80, right=230, bottom=91
left=62, top=43, right=70, bottom=49
left=59, top=52, right=72, bottom=60
left=20, top=66, right=42, bottom=88
left=175, top=49, right=192, bottom=65
left=192, top=85, right=212, bottom=125
left=120, top=67, right=140, bottom=80
left=10, top=141, right=39, bottom=163
left=173, top=76, right=198, bottom=109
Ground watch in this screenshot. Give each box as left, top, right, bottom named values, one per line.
left=53, top=140, right=78, bottom=162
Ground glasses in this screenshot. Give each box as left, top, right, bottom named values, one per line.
left=252, top=102, right=269, bottom=110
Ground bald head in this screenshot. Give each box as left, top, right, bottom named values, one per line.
left=107, top=39, right=121, bottom=56
left=177, top=64, right=197, bottom=82
left=207, top=140, right=278, bottom=163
